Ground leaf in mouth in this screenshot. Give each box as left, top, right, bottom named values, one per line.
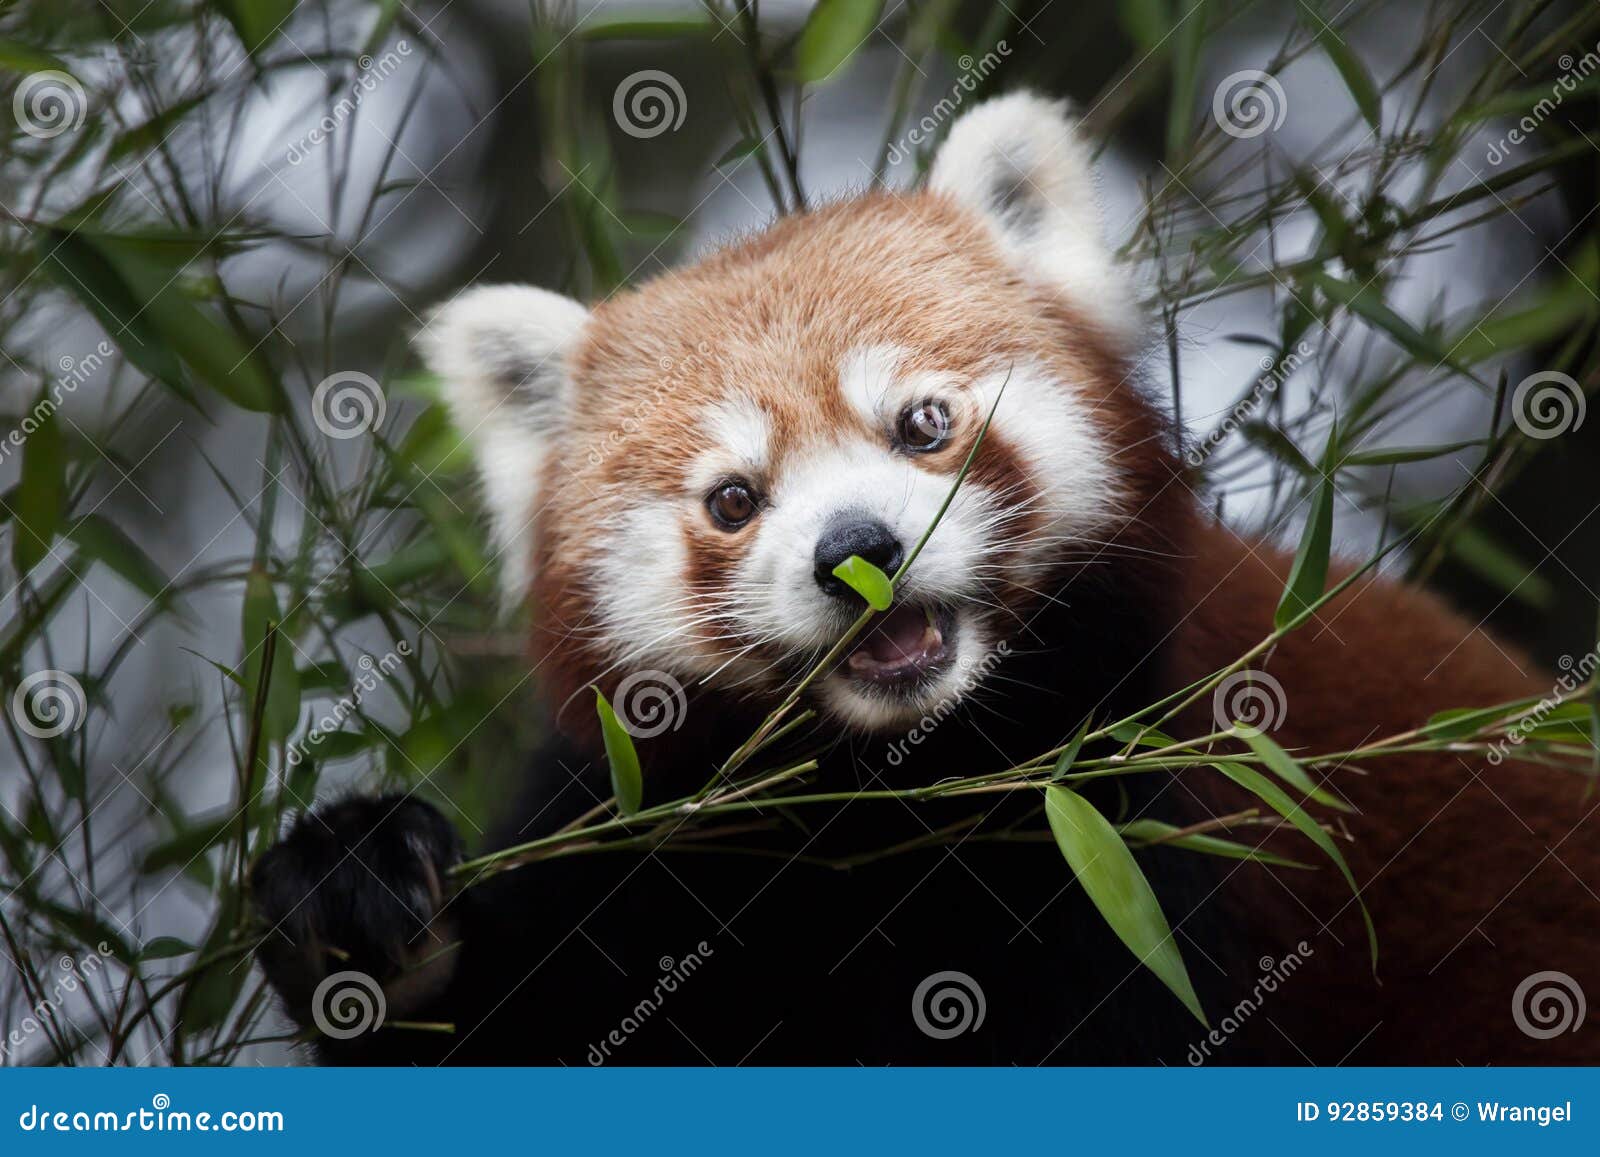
left=831, top=554, right=895, bottom=611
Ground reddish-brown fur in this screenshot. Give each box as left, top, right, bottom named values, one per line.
left=1173, top=529, right=1596, bottom=1062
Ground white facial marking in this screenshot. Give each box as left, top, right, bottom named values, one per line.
left=589, top=498, right=701, bottom=671
left=691, top=395, right=773, bottom=492
left=840, top=344, right=911, bottom=429
left=970, top=358, right=1125, bottom=577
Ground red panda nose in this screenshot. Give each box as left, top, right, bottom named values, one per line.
left=814, top=518, right=904, bottom=598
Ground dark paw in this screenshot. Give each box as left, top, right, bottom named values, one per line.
left=250, top=793, right=464, bottom=1032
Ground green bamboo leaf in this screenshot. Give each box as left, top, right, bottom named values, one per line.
left=595, top=686, right=643, bottom=816
left=0, top=548, right=86, bottom=666
left=34, top=232, right=192, bottom=405
left=1236, top=726, right=1353, bottom=812
left=831, top=554, right=894, bottom=611
left=1407, top=142, right=1588, bottom=231
left=1120, top=819, right=1312, bottom=870
left=37, top=899, right=133, bottom=962
left=65, top=513, right=173, bottom=603
left=1310, top=272, right=1480, bottom=383
left=108, top=96, right=207, bottom=160
left=1454, top=74, right=1600, bottom=123
left=1422, top=700, right=1533, bottom=740
left=713, top=137, right=763, bottom=170
left=1050, top=717, right=1092, bottom=780
left=1274, top=423, right=1337, bottom=630
left=415, top=488, right=491, bottom=593
left=140, top=814, right=235, bottom=875
left=1316, top=26, right=1381, bottom=129
left=1240, top=422, right=1315, bottom=476
left=1213, top=760, right=1377, bottom=967
left=1444, top=524, right=1555, bottom=611
left=1107, top=721, right=1178, bottom=748
left=794, top=0, right=883, bottom=83
left=216, top=0, right=296, bottom=57
left=179, top=887, right=247, bottom=1035
left=0, top=40, right=71, bottom=74
left=1165, top=0, right=1206, bottom=160
left=37, top=229, right=277, bottom=412
left=296, top=660, right=351, bottom=693
left=1044, top=786, right=1206, bottom=1024
left=11, top=400, right=64, bottom=577
left=1341, top=439, right=1484, bottom=467
left=303, top=730, right=374, bottom=761
left=1117, top=0, right=1170, bottom=51
left=136, top=936, right=196, bottom=962
left=1292, top=168, right=1351, bottom=254
left=580, top=10, right=715, bottom=39
left=241, top=569, right=300, bottom=743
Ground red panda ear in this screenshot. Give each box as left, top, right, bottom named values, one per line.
left=928, top=92, right=1139, bottom=345
left=414, top=284, right=590, bottom=608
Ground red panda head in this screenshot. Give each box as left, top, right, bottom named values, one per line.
left=419, top=94, right=1180, bottom=737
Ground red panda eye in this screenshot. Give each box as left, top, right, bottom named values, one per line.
left=708, top=482, right=758, bottom=529
left=900, top=402, right=951, bottom=451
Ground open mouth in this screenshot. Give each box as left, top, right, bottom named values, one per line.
left=843, top=603, right=955, bottom=688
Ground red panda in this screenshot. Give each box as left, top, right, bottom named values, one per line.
left=251, top=93, right=1598, bottom=1065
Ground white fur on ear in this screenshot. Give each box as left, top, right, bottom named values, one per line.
left=929, top=92, right=1138, bottom=344
left=415, top=284, right=590, bottom=607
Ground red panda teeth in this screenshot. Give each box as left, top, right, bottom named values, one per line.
left=845, top=604, right=950, bottom=683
